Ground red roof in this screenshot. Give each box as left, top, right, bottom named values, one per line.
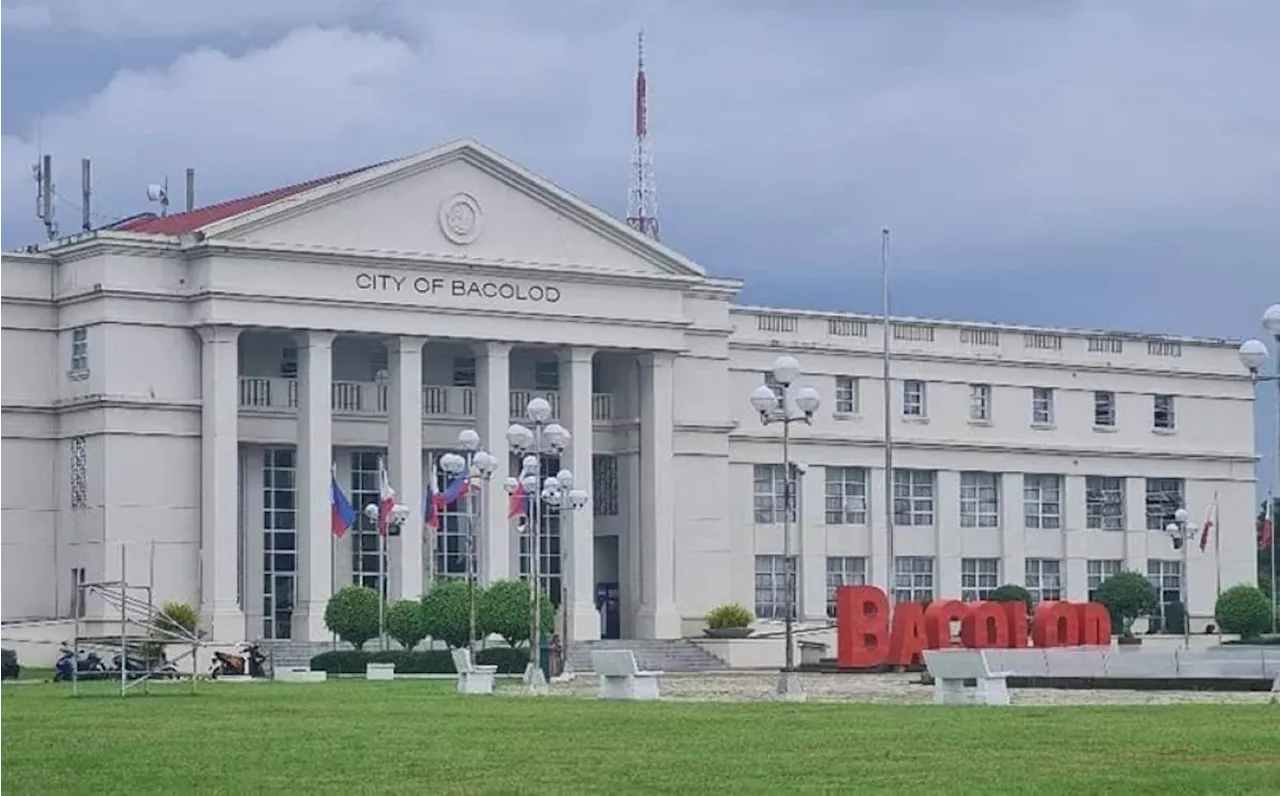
left=112, top=163, right=384, bottom=235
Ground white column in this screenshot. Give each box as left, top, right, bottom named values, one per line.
left=198, top=326, right=245, bottom=643
left=293, top=330, right=335, bottom=642
left=935, top=471, right=961, bottom=599
left=388, top=336, right=424, bottom=599
left=636, top=352, right=681, bottom=638
left=476, top=342, right=511, bottom=583
left=561, top=346, right=599, bottom=641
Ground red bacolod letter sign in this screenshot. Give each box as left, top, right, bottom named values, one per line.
left=835, top=585, right=1111, bottom=668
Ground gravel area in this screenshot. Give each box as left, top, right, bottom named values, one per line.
left=496, top=672, right=1277, bottom=706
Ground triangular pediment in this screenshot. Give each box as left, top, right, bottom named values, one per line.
left=199, top=140, right=705, bottom=279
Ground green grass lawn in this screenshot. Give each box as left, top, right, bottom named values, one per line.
left=3, top=680, right=1277, bottom=794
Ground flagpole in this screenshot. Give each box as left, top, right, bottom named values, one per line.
left=1213, top=491, right=1221, bottom=644
left=1270, top=491, right=1277, bottom=636
left=331, top=461, right=339, bottom=651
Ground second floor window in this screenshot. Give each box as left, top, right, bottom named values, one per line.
left=453, top=357, right=477, bottom=388
left=70, top=327, right=89, bottom=373
left=903, top=380, right=926, bottom=417
left=1153, top=394, right=1175, bottom=430
left=1094, top=391, right=1116, bottom=427
left=969, top=383, right=992, bottom=422
left=824, top=467, right=867, bottom=525
left=959, top=472, right=1000, bottom=528
left=834, top=376, right=858, bottom=414
left=753, top=464, right=794, bottom=524
left=893, top=469, right=935, bottom=526
left=534, top=361, right=560, bottom=392
left=1024, top=474, right=1063, bottom=529
left=1145, top=478, right=1184, bottom=531
left=1031, top=387, right=1054, bottom=425
left=1085, top=476, right=1125, bottom=531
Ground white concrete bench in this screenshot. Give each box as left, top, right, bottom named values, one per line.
left=923, top=650, right=1010, bottom=706
left=276, top=666, right=327, bottom=683
left=365, top=662, right=396, bottom=681
left=451, top=648, right=497, bottom=695
left=983, top=649, right=1049, bottom=677
left=1043, top=649, right=1110, bottom=679
left=591, top=649, right=662, bottom=701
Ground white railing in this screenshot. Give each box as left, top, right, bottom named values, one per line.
left=239, top=378, right=613, bottom=422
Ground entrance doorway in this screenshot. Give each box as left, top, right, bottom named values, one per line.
left=596, top=582, right=621, bottom=639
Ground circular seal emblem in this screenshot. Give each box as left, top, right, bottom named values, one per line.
left=438, top=192, right=483, bottom=245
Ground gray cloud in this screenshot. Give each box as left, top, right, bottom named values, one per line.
left=2, top=0, right=1277, bottom=486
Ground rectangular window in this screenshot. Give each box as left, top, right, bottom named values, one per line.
left=959, top=472, right=1000, bottom=528
left=1153, top=394, right=1175, bottom=430
left=1086, top=559, right=1122, bottom=602
left=70, top=327, right=88, bottom=373
left=70, top=567, right=86, bottom=619
left=1023, top=474, right=1063, bottom=529
left=592, top=454, right=619, bottom=517
left=753, top=464, right=794, bottom=524
left=894, top=557, right=935, bottom=603
left=824, top=467, right=868, bottom=525
left=969, top=383, right=992, bottom=422
left=893, top=469, right=936, bottom=527
left=1144, top=478, right=1184, bottom=531
left=1094, top=391, right=1116, bottom=427
left=452, top=356, right=477, bottom=388
left=961, top=558, right=1000, bottom=601
left=825, top=557, right=867, bottom=618
left=1025, top=559, right=1063, bottom=603
left=903, top=380, right=926, bottom=417
left=70, top=436, right=88, bottom=510
left=350, top=450, right=387, bottom=596
left=1147, top=560, right=1183, bottom=633
left=281, top=346, right=298, bottom=378
left=515, top=452, right=564, bottom=605
left=1031, top=387, right=1054, bottom=426
left=754, top=555, right=796, bottom=620
left=763, top=372, right=786, bottom=404
left=534, top=361, right=560, bottom=391
left=834, top=376, right=859, bottom=414
left=263, top=447, right=297, bottom=640
left=1085, top=476, right=1125, bottom=530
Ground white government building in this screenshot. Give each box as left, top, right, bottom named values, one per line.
left=1, top=139, right=1261, bottom=647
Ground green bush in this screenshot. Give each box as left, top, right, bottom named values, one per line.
left=706, top=603, right=753, bottom=629
left=422, top=579, right=486, bottom=649
left=1215, top=584, right=1274, bottom=638
left=1094, top=571, right=1156, bottom=637
left=309, top=647, right=528, bottom=675
left=1222, top=634, right=1280, bottom=646
left=155, top=601, right=201, bottom=638
left=988, top=584, right=1034, bottom=610
left=478, top=579, right=554, bottom=647
left=324, top=585, right=382, bottom=650
left=385, top=599, right=429, bottom=651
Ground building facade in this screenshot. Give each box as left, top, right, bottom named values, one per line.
left=1, top=140, right=1260, bottom=644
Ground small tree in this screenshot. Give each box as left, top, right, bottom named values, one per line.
left=1095, top=571, right=1157, bottom=638
left=1215, top=583, right=1273, bottom=639
left=324, top=585, right=381, bottom=650
left=478, top=579, right=554, bottom=648
left=422, top=579, right=487, bottom=649
left=385, top=599, right=429, bottom=651
left=988, top=584, right=1034, bottom=610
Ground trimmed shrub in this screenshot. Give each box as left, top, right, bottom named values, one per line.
left=478, top=579, right=554, bottom=647
left=385, top=599, right=429, bottom=652
left=1094, top=571, right=1156, bottom=637
left=309, top=647, right=528, bottom=675
left=324, top=585, right=381, bottom=650
left=706, top=603, right=753, bottom=629
left=988, top=584, right=1034, bottom=610
left=422, top=579, right=485, bottom=650
left=1215, top=584, right=1274, bottom=639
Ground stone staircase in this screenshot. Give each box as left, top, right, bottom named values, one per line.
left=566, top=639, right=729, bottom=674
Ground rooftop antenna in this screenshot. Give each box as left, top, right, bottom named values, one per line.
left=33, top=154, right=58, bottom=240
left=625, top=29, right=660, bottom=241
left=185, top=168, right=196, bottom=212
left=81, top=158, right=93, bottom=231
left=147, top=177, right=170, bottom=217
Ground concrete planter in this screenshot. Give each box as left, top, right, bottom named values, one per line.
left=703, top=627, right=754, bottom=639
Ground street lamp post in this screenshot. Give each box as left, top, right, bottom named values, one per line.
left=504, top=398, right=578, bottom=693
left=750, top=355, right=821, bottom=702
left=1165, top=506, right=1192, bottom=649
left=439, top=429, right=497, bottom=657
left=1239, top=302, right=1280, bottom=634
left=362, top=500, right=409, bottom=651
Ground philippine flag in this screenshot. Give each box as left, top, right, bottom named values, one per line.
left=376, top=458, right=397, bottom=536
left=427, top=469, right=470, bottom=529
left=508, top=479, right=531, bottom=519
left=330, top=465, right=356, bottom=538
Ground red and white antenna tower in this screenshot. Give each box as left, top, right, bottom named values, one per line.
left=626, top=30, right=660, bottom=241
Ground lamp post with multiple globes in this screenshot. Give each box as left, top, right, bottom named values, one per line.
left=749, top=355, right=821, bottom=701
left=503, top=397, right=587, bottom=692
left=1238, top=303, right=1280, bottom=634
left=438, top=429, right=497, bottom=656
left=362, top=499, right=408, bottom=651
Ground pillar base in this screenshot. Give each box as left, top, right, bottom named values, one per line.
left=775, top=670, right=807, bottom=702
left=206, top=608, right=247, bottom=645
left=523, top=662, right=548, bottom=694
left=633, top=605, right=682, bottom=639
left=291, top=603, right=329, bottom=643
left=567, top=601, right=602, bottom=643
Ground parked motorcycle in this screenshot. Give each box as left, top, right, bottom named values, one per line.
left=112, top=651, right=181, bottom=680
left=53, top=646, right=109, bottom=681
left=210, top=643, right=267, bottom=679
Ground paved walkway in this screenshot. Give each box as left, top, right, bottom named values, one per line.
left=509, top=672, right=1275, bottom=705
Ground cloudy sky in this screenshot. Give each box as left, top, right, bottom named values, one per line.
left=2, top=0, right=1277, bottom=488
